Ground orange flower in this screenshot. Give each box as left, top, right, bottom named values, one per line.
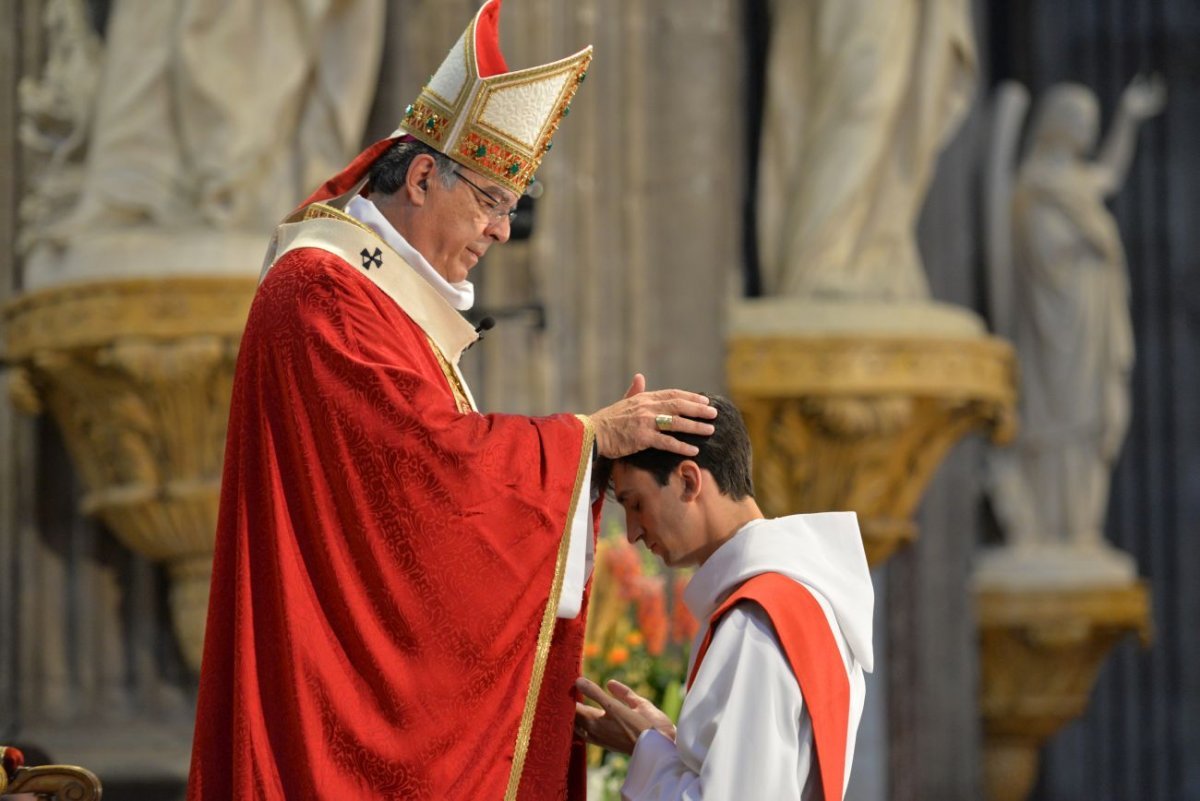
left=670, top=573, right=699, bottom=645
left=607, top=645, right=630, bottom=666
left=634, top=575, right=668, bottom=656
left=603, top=538, right=644, bottom=600
left=626, top=631, right=645, bottom=648
left=583, top=642, right=601, bottom=658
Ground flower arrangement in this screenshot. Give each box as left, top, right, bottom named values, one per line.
left=583, top=521, right=700, bottom=799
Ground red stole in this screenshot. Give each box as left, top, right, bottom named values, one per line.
left=188, top=246, right=596, bottom=800
left=688, top=573, right=851, bottom=801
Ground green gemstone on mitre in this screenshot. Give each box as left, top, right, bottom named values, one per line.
left=562, top=106, right=571, bottom=117
left=405, top=104, right=415, bottom=117
left=475, top=144, right=488, bottom=158
left=425, top=116, right=437, bottom=130
left=508, top=163, right=520, bottom=176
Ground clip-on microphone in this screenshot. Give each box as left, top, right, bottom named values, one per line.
left=466, top=316, right=495, bottom=350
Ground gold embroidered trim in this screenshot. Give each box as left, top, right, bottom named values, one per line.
left=403, top=98, right=452, bottom=146
left=462, top=52, right=591, bottom=192
left=427, top=336, right=473, bottom=412
left=470, top=51, right=591, bottom=153
left=302, top=203, right=379, bottom=239
left=504, top=414, right=595, bottom=801
left=403, top=13, right=478, bottom=153
left=401, top=25, right=592, bottom=195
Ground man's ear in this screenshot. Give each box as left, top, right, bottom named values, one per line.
left=405, top=154, right=438, bottom=206
left=677, top=460, right=703, bottom=502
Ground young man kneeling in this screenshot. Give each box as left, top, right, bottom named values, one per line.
left=575, top=395, right=874, bottom=801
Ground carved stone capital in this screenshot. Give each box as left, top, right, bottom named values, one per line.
left=3, top=277, right=257, bottom=670
left=2, top=763, right=102, bottom=801
left=975, top=581, right=1152, bottom=801
left=727, top=333, right=1016, bottom=566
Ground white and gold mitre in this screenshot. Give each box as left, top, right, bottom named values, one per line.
left=398, top=0, right=592, bottom=196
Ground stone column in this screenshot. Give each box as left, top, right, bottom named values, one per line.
left=0, top=0, right=26, bottom=734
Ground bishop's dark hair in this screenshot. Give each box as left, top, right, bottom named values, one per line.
left=367, top=139, right=459, bottom=196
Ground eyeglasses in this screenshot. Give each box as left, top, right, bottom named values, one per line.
left=453, top=171, right=519, bottom=224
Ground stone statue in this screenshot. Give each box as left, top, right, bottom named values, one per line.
left=17, top=0, right=101, bottom=253
left=984, top=75, right=1165, bottom=580
left=22, top=0, right=384, bottom=287
left=755, top=0, right=977, bottom=301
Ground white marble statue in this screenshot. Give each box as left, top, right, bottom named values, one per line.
left=755, top=0, right=977, bottom=301
left=983, top=75, right=1165, bottom=584
left=17, top=0, right=102, bottom=254
left=22, top=0, right=384, bottom=288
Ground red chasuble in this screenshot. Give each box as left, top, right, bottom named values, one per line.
left=188, top=209, right=596, bottom=800
left=688, top=573, right=852, bottom=801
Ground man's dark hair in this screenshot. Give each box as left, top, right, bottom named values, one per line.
left=612, top=393, right=754, bottom=500
left=367, top=139, right=459, bottom=196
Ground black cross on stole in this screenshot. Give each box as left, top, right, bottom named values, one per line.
left=361, top=247, right=383, bottom=270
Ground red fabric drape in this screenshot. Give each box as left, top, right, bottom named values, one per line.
left=189, top=247, right=594, bottom=800
left=297, top=136, right=399, bottom=211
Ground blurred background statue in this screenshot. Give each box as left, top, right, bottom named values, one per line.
left=755, top=0, right=977, bottom=301
left=7, top=0, right=386, bottom=674
left=984, top=75, right=1166, bottom=583
left=16, top=0, right=101, bottom=255
left=22, top=0, right=384, bottom=288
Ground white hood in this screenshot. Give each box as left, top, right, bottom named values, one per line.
left=684, top=513, right=875, bottom=672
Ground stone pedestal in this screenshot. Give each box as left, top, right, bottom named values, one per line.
left=726, top=299, right=1017, bottom=566
left=3, top=277, right=256, bottom=671
left=975, top=581, right=1151, bottom=801
left=0, top=747, right=101, bottom=801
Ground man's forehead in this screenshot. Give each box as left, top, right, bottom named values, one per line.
left=462, top=167, right=518, bottom=204
left=611, top=462, right=649, bottom=498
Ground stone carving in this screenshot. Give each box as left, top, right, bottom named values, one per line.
left=984, top=76, right=1166, bottom=584
left=11, top=0, right=385, bottom=669
left=0, top=759, right=102, bottom=801
left=21, top=0, right=385, bottom=288
left=756, top=0, right=977, bottom=300
left=5, top=278, right=257, bottom=670
left=17, top=0, right=101, bottom=254
left=728, top=334, right=1016, bottom=565
left=976, top=582, right=1150, bottom=801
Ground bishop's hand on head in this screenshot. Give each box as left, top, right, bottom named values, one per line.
left=589, top=374, right=717, bottom=459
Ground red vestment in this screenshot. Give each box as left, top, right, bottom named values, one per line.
left=188, top=210, right=596, bottom=800
left=688, top=573, right=852, bottom=801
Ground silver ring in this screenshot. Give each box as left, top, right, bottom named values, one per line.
left=654, top=414, right=674, bottom=432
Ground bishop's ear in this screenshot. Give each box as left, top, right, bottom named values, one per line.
left=405, top=154, right=437, bottom=204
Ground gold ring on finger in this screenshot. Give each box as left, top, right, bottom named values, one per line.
left=655, top=414, right=674, bottom=432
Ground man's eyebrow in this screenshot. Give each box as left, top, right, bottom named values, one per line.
left=479, top=181, right=517, bottom=206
